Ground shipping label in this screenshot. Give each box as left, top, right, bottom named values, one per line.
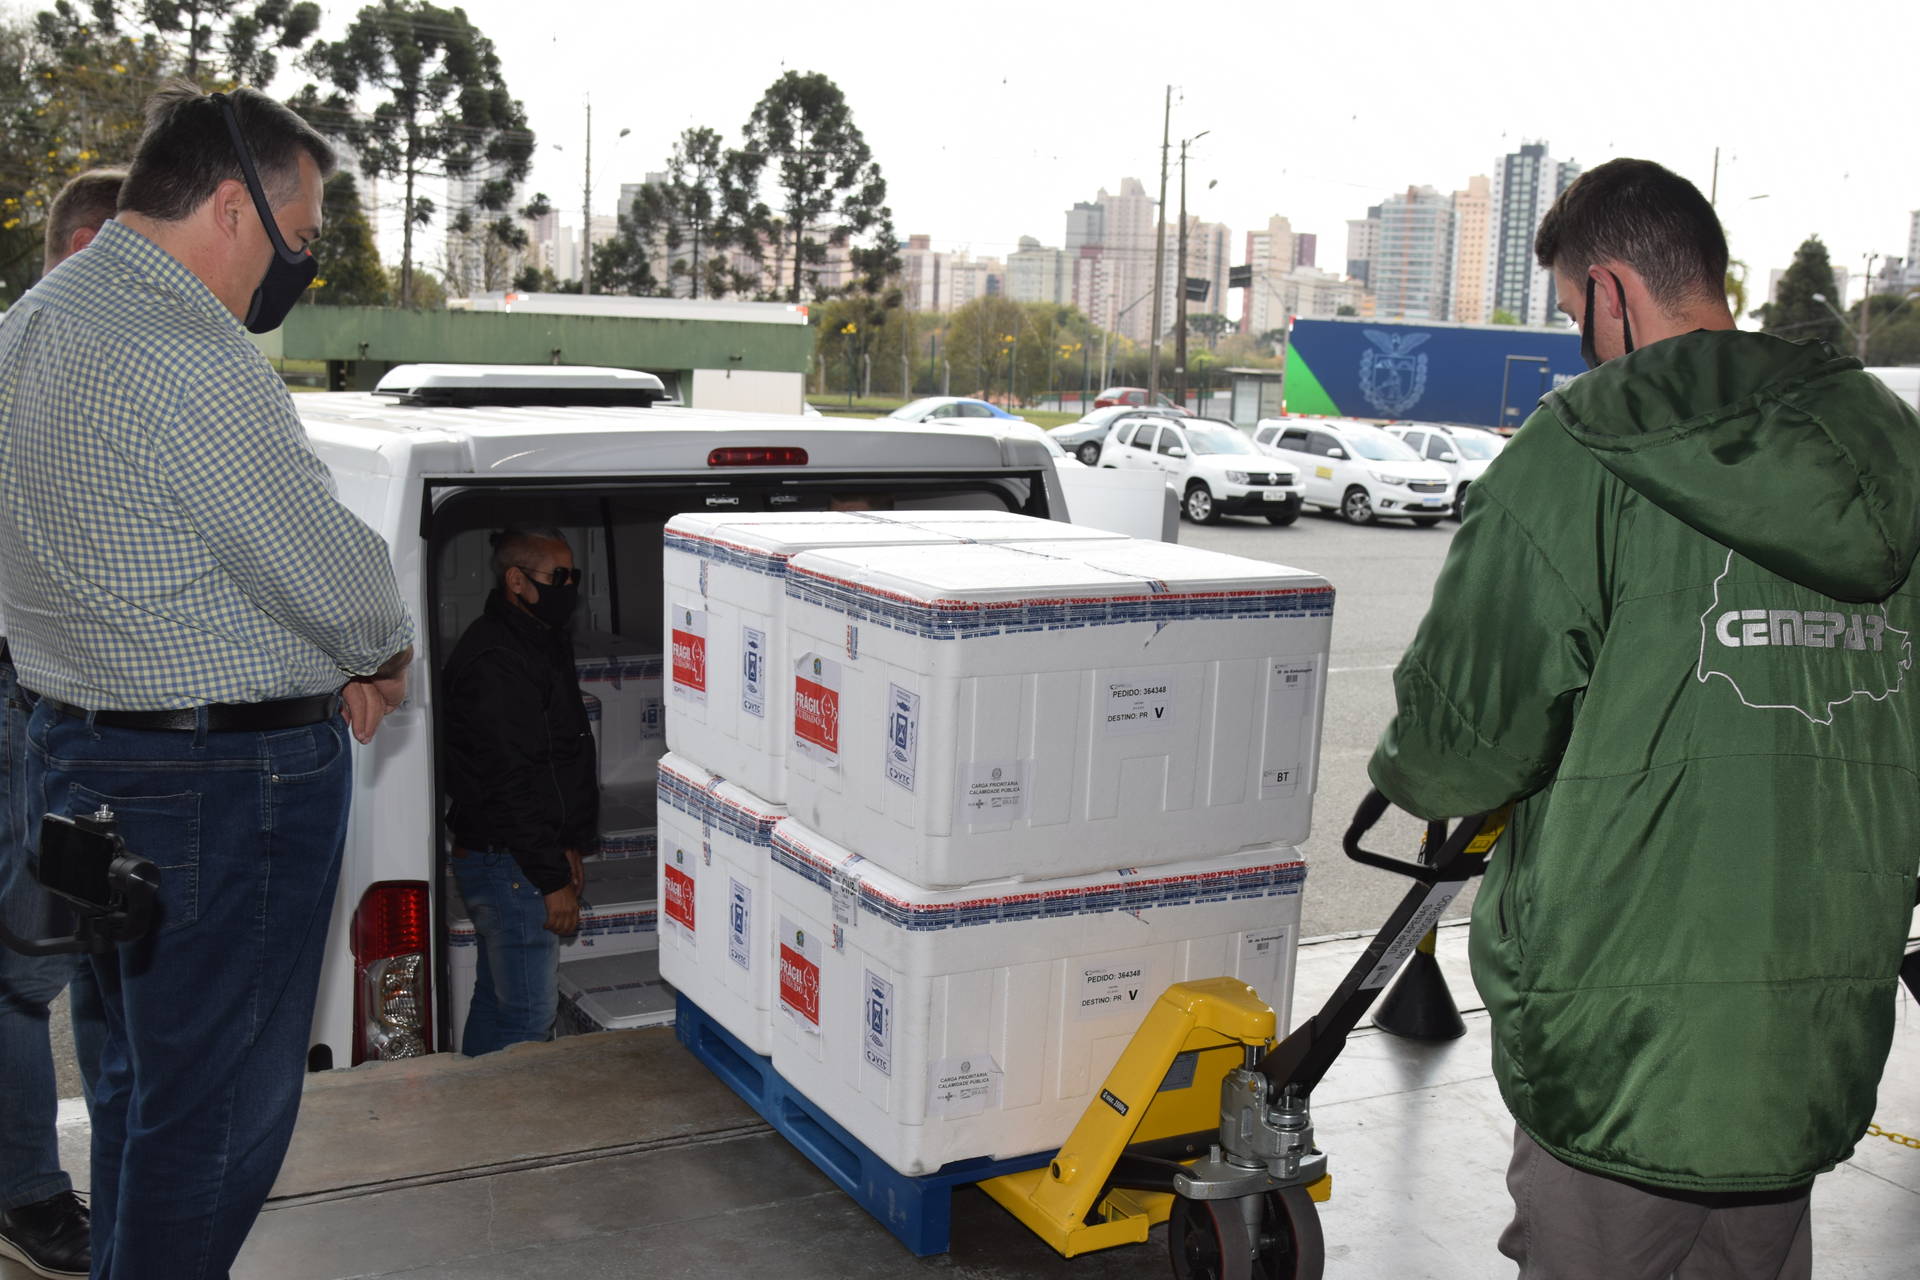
left=727, top=878, right=751, bottom=972
left=1261, top=659, right=1319, bottom=797
left=670, top=606, right=708, bottom=704
left=777, top=916, right=822, bottom=1031
left=862, top=969, right=893, bottom=1077
left=792, top=654, right=842, bottom=766
left=954, top=760, right=1028, bottom=825
left=1076, top=956, right=1154, bottom=1020
left=884, top=683, right=920, bottom=792
left=831, top=858, right=862, bottom=931
left=926, top=1053, right=1002, bottom=1118
left=1103, top=666, right=1178, bottom=735
left=740, top=625, right=767, bottom=719
left=663, top=855, right=695, bottom=939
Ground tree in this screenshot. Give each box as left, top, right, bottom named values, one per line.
left=1187, top=312, right=1232, bottom=350
left=511, top=264, right=563, bottom=293
left=734, top=71, right=892, bottom=304
left=307, top=171, right=390, bottom=305
left=390, top=262, right=443, bottom=309
left=1489, top=308, right=1520, bottom=325
left=1334, top=304, right=1358, bottom=317
left=943, top=296, right=1027, bottom=401
left=589, top=212, right=657, bottom=296
left=295, top=1, right=534, bottom=307
left=1852, top=292, right=1920, bottom=366
left=626, top=127, right=759, bottom=300
left=1755, top=237, right=1844, bottom=348
left=1255, top=327, right=1289, bottom=355
left=1724, top=258, right=1749, bottom=325
left=117, top=0, right=320, bottom=84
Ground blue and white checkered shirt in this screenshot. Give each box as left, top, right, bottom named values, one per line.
left=0, top=219, right=413, bottom=709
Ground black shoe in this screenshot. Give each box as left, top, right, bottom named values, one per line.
left=0, top=1190, right=90, bottom=1279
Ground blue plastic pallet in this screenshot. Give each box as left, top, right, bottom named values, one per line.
left=675, top=993, right=1053, bottom=1256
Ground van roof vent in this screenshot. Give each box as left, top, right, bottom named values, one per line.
left=372, top=363, right=668, bottom=408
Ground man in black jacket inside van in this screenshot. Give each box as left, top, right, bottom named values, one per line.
left=443, top=528, right=599, bottom=1055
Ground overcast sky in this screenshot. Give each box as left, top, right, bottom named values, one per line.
left=33, top=0, right=1917, bottom=313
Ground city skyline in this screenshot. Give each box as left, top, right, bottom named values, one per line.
left=223, top=0, right=1918, bottom=323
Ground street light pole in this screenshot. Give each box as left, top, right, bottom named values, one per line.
left=1861, top=253, right=1880, bottom=363
left=1147, top=86, right=1171, bottom=405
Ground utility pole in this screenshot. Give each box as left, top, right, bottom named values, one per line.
left=1174, top=129, right=1208, bottom=412
left=1861, top=252, right=1880, bottom=362
left=1710, top=146, right=1719, bottom=206
left=1147, top=86, right=1171, bottom=404
left=581, top=99, right=593, bottom=296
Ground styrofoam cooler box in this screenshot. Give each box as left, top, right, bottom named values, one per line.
left=558, top=949, right=676, bottom=1034
left=573, top=628, right=664, bottom=787
left=663, top=513, right=1126, bottom=801
left=781, top=539, right=1334, bottom=886
left=768, top=818, right=1306, bottom=1175
left=662, top=514, right=964, bottom=800
left=655, top=753, right=785, bottom=1055
left=850, top=509, right=1126, bottom=545
left=582, top=692, right=602, bottom=786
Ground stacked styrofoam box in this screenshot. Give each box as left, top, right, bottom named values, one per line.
left=661, top=512, right=1125, bottom=801
left=780, top=538, right=1334, bottom=885
left=654, top=753, right=786, bottom=1054
left=661, top=514, right=1333, bottom=1176
left=574, top=628, right=665, bottom=788
left=767, top=820, right=1306, bottom=1174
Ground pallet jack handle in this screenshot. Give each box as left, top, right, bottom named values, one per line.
left=1257, top=792, right=1507, bottom=1097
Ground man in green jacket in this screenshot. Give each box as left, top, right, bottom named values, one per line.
left=1370, top=158, right=1920, bottom=1278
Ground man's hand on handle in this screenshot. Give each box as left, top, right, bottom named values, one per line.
left=341, top=646, right=413, bottom=744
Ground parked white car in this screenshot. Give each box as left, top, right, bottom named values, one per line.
left=1099, top=415, right=1305, bottom=525
left=1382, top=422, right=1506, bottom=519
left=1251, top=417, right=1453, bottom=526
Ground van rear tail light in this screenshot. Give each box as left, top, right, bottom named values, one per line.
left=708, top=446, right=808, bottom=467
left=351, top=880, right=433, bottom=1063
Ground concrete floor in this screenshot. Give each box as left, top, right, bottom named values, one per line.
left=21, top=924, right=1919, bottom=1280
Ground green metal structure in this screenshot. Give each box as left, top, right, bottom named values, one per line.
left=255, top=305, right=814, bottom=400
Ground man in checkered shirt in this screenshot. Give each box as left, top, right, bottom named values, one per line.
left=0, top=82, right=413, bottom=1278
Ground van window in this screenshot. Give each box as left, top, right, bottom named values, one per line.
left=1156, top=428, right=1184, bottom=456
left=1279, top=428, right=1310, bottom=449
left=959, top=402, right=996, bottom=419
left=1254, top=425, right=1277, bottom=446
left=1306, top=432, right=1340, bottom=457
left=1400, top=430, right=1427, bottom=453
left=1131, top=425, right=1159, bottom=452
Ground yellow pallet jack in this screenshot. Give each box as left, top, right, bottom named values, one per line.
left=982, top=792, right=1507, bottom=1278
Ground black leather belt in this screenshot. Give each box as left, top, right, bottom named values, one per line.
left=49, top=693, right=338, bottom=732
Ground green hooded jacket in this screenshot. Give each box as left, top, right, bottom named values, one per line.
left=1369, top=330, right=1920, bottom=1193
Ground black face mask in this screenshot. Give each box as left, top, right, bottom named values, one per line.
left=523, top=577, right=579, bottom=630
left=1580, top=273, right=1636, bottom=371
left=210, top=93, right=316, bottom=334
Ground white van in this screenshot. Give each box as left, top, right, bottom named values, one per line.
left=1251, top=417, right=1454, bottom=526
left=291, top=364, right=1169, bottom=1068
left=1382, top=422, right=1505, bottom=519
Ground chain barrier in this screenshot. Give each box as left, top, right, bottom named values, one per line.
left=1866, top=1123, right=1920, bottom=1150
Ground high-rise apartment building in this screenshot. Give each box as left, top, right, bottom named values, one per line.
left=1064, top=179, right=1161, bottom=342
left=1008, top=236, right=1072, bottom=305
left=1294, top=233, right=1316, bottom=269
left=1489, top=142, right=1581, bottom=325
left=1243, top=215, right=1296, bottom=336
left=1372, top=186, right=1453, bottom=321
left=1449, top=175, right=1492, bottom=325
left=1345, top=207, right=1381, bottom=286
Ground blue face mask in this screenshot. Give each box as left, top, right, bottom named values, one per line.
left=210, top=93, right=316, bottom=335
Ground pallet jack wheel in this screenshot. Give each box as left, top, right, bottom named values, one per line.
left=1168, top=1186, right=1324, bottom=1280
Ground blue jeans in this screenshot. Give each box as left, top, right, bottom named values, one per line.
left=0, top=660, right=106, bottom=1211
left=450, top=852, right=558, bottom=1056
left=27, top=700, right=350, bottom=1280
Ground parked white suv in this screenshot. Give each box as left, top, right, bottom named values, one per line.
left=1382, top=422, right=1505, bottom=519
left=1251, top=418, right=1453, bottom=526
left=1099, top=415, right=1305, bottom=525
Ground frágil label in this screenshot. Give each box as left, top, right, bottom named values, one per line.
left=670, top=606, right=708, bottom=704
left=793, top=654, right=842, bottom=766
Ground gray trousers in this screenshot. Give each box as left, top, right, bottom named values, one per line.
left=1500, top=1128, right=1813, bottom=1280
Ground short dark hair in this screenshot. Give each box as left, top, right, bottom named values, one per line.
left=44, top=168, right=126, bottom=269
left=118, top=80, right=336, bottom=223
left=1534, top=159, right=1728, bottom=311
left=489, top=528, right=570, bottom=582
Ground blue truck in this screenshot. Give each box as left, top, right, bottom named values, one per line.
left=1283, top=317, right=1584, bottom=430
